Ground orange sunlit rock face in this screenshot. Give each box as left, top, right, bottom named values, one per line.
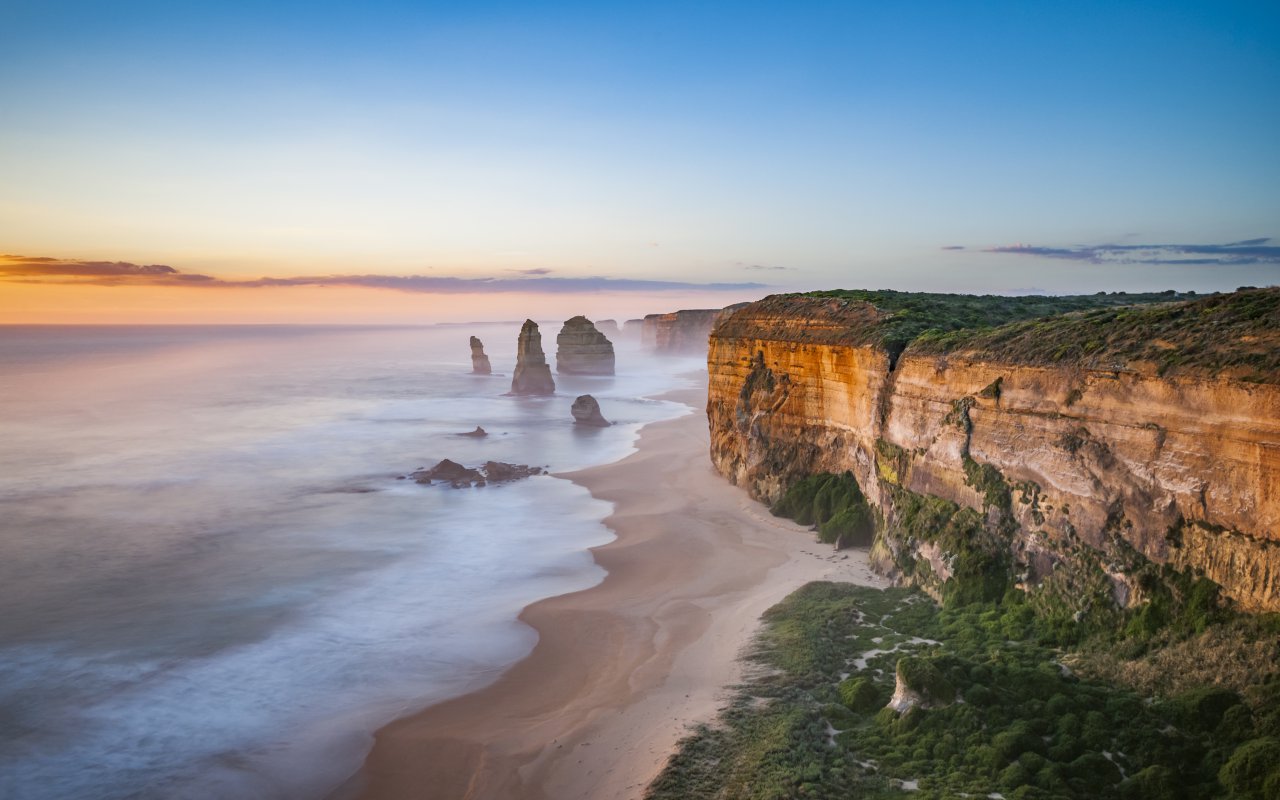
left=708, top=295, right=1280, bottom=612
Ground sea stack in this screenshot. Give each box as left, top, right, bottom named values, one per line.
left=469, top=336, right=492, bottom=374
left=595, top=319, right=621, bottom=338
left=571, top=394, right=610, bottom=426
left=555, top=316, right=616, bottom=375
left=510, top=320, right=556, bottom=395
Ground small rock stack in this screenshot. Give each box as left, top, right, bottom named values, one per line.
left=571, top=394, right=611, bottom=427
left=511, top=320, right=556, bottom=395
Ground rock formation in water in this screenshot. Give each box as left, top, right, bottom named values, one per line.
left=510, top=320, right=556, bottom=395
left=707, top=289, right=1280, bottom=612
left=555, top=316, right=615, bottom=375
left=622, top=319, right=644, bottom=340
left=571, top=394, right=610, bottom=427
left=595, top=319, right=621, bottom=338
left=469, top=336, right=492, bottom=374
left=412, top=458, right=545, bottom=487
left=456, top=426, right=487, bottom=437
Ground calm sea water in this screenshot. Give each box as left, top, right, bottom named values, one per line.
left=0, top=323, right=702, bottom=799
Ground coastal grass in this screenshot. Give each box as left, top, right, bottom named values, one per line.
left=908, top=286, right=1280, bottom=382
left=645, top=582, right=1280, bottom=800
left=793, top=288, right=1198, bottom=361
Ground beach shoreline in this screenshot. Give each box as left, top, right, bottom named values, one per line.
left=343, top=380, right=886, bottom=800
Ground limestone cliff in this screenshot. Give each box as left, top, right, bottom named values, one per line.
left=469, top=336, right=492, bottom=374
left=595, top=319, right=621, bottom=338
left=642, top=305, right=747, bottom=354
left=511, top=320, right=555, bottom=395
left=708, top=290, right=1280, bottom=612
left=555, top=316, right=615, bottom=375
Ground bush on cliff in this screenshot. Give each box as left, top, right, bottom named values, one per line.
left=771, top=472, right=875, bottom=546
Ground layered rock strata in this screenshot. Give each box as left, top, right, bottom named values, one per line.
left=555, top=316, right=616, bottom=375
left=469, top=336, right=492, bottom=374
left=511, top=320, right=555, bottom=395
left=642, top=309, right=722, bottom=353
left=708, top=291, right=1280, bottom=612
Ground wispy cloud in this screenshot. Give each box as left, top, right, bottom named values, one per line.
left=979, top=238, right=1280, bottom=266
left=735, top=262, right=794, bottom=271
left=0, top=255, right=766, bottom=293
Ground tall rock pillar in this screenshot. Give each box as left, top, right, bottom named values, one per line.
left=511, top=320, right=556, bottom=395
left=469, top=336, right=492, bottom=374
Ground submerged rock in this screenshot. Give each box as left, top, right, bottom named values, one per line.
left=571, top=394, right=611, bottom=427
left=555, top=316, right=615, bottom=375
left=412, top=458, right=546, bottom=487
left=511, top=320, right=556, bottom=395
left=469, top=336, right=492, bottom=374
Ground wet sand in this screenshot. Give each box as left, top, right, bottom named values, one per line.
left=348, top=385, right=886, bottom=799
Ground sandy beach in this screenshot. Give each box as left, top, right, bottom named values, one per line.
left=346, top=383, right=887, bottom=800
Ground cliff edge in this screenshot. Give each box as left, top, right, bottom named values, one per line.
left=708, top=288, right=1280, bottom=612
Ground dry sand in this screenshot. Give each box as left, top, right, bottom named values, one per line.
left=347, top=385, right=886, bottom=800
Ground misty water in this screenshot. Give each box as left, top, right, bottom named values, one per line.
left=0, top=323, right=703, bottom=799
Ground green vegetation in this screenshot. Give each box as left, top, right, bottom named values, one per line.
left=909, top=287, right=1280, bottom=382
left=793, top=288, right=1198, bottom=361
left=646, top=582, right=1280, bottom=800
left=771, top=472, right=876, bottom=547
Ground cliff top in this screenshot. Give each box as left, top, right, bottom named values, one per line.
left=715, top=287, right=1279, bottom=383
left=715, top=289, right=1196, bottom=356
left=910, top=286, right=1280, bottom=382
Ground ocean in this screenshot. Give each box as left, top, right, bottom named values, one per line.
left=0, top=323, right=703, bottom=799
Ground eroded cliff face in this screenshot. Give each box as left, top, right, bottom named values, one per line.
left=643, top=306, right=749, bottom=353
left=709, top=295, right=1280, bottom=612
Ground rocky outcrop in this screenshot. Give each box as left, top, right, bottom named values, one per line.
left=469, top=336, right=492, bottom=374
left=595, top=319, right=621, bottom=338
left=622, top=319, right=644, bottom=340
left=511, top=320, right=555, bottom=395
left=456, top=426, right=487, bottom=437
left=642, top=309, right=721, bottom=353
left=555, top=316, right=615, bottom=375
left=643, top=305, right=750, bottom=354
left=571, top=394, right=610, bottom=427
left=708, top=291, right=1280, bottom=612
left=888, top=657, right=955, bottom=714
left=412, top=459, right=545, bottom=487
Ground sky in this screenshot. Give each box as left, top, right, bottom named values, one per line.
left=1, top=0, right=1278, bottom=323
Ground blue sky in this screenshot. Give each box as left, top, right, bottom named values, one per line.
left=2, top=0, right=1278, bottom=319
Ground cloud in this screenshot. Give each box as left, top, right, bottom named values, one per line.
left=0, top=255, right=187, bottom=278
left=0, top=254, right=766, bottom=294
left=506, top=267, right=554, bottom=275
left=979, top=238, right=1280, bottom=266
left=735, top=262, right=794, bottom=271
left=940, top=245, right=965, bottom=251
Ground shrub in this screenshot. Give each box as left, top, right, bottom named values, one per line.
left=838, top=677, right=885, bottom=713
left=1218, top=737, right=1280, bottom=798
